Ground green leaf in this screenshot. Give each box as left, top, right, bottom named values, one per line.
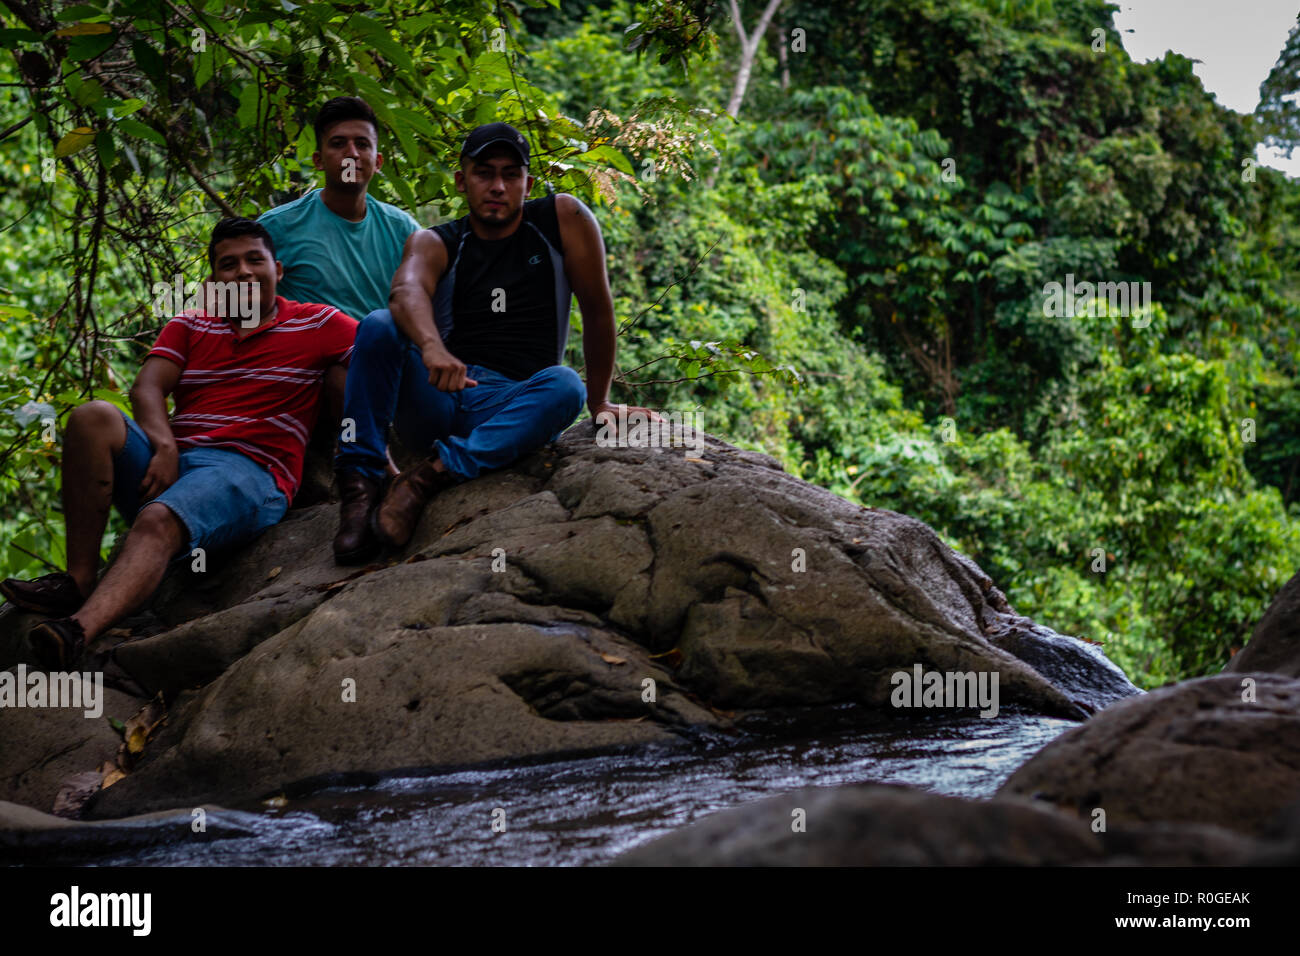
left=55, top=4, right=106, bottom=20
left=117, top=117, right=165, bottom=146
left=469, top=51, right=512, bottom=89
left=95, top=128, right=116, bottom=168
left=348, top=77, right=397, bottom=132
left=71, top=77, right=103, bottom=106
left=194, top=48, right=214, bottom=88
left=0, top=27, right=42, bottom=43
left=66, top=31, right=115, bottom=61
left=391, top=107, right=437, bottom=140
left=236, top=83, right=266, bottom=129
left=55, top=127, right=96, bottom=158
left=345, top=14, right=413, bottom=72
left=393, top=123, right=418, bottom=171
left=132, top=37, right=166, bottom=86
left=387, top=171, right=418, bottom=211
left=107, top=98, right=145, bottom=119
left=577, top=144, right=633, bottom=177
left=348, top=72, right=387, bottom=104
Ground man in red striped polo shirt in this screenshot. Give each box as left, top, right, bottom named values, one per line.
left=0, top=218, right=358, bottom=669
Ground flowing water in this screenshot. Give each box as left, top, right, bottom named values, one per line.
left=62, top=707, right=1074, bottom=867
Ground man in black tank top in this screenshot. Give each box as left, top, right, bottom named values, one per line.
left=332, top=123, right=660, bottom=561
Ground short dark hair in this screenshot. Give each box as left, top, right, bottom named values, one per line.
left=208, top=217, right=275, bottom=269
left=314, top=96, right=379, bottom=148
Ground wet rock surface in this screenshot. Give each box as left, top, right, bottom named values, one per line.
left=997, top=673, right=1300, bottom=836
left=0, top=676, right=140, bottom=813
left=0, top=800, right=258, bottom=863
left=614, top=783, right=1107, bottom=865
left=3, top=423, right=1140, bottom=844
left=612, top=780, right=1292, bottom=867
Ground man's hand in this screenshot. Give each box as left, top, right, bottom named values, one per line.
left=590, top=400, right=664, bottom=435
left=139, top=445, right=179, bottom=502
left=420, top=341, right=478, bottom=392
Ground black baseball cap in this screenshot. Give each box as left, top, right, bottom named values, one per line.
left=460, top=122, right=530, bottom=166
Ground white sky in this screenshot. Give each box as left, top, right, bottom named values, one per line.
left=1113, top=0, right=1299, bottom=174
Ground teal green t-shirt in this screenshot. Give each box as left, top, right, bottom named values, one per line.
left=258, top=188, right=419, bottom=321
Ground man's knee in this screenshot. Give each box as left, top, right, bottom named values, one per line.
left=354, top=308, right=404, bottom=352
left=534, top=366, right=586, bottom=414
left=131, top=502, right=188, bottom=551
left=66, top=400, right=126, bottom=447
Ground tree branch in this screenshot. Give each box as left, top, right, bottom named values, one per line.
left=0, top=115, right=31, bottom=143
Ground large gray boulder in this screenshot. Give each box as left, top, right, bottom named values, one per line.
left=91, top=575, right=719, bottom=815
left=615, top=783, right=1106, bottom=865
left=1226, top=568, right=1300, bottom=678
left=612, top=781, right=1285, bottom=866
left=997, top=673, right=1300, bottom=836
left=2, top=423, right=1138, bottom=819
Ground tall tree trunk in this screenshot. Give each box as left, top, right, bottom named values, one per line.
left=726, top=0, right=784, bottom=120
left=777, top=19, right=789, bottom=91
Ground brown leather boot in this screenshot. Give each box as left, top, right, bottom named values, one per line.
left=371, top=457, right=458, bottom=550
left=333, top=470, right=383, bottom=565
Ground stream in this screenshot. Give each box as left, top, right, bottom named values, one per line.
left=59, top=707, right=1074, bottom=866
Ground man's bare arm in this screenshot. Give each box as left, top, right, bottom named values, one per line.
left=388, top=230, right=476, bottom=391
left=322, top=363, right=347, bottom=434
left=557, top=194, right=615, bottom=413
left=556, top=194, right=659, bottom=427
left=129, top=356, right=182, bottom=500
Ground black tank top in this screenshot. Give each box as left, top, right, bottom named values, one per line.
left=430, top=194, right=572, bottom=381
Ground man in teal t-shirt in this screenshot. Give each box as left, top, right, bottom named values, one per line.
left=259, top=96, right=419, bottom=322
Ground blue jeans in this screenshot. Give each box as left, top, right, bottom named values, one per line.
left=334, top=309, right=587, bottom=481
left=113, top=410, right=289, bottom=554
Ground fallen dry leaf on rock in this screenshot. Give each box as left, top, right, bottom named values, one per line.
left=101, top=767, right=126, bottom=789
left=122, top=696, right=167, bottom=756
left=648, top=648, right=684, bottom=669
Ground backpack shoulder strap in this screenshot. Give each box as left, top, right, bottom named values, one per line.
left=522, top=195, right=571, bottom=364
left=430, top=219, right=469, bottom=342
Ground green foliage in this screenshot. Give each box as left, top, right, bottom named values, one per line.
left=3, top=0, right=1299, bottom=695
left=0, top=0, right=708, bottom=579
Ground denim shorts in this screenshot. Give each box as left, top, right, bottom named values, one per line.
left=112, top=410, right=289, bottom=554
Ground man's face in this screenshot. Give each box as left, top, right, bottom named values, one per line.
left=314, top=119, right=381, bottom=192
left=209, top=235, right=281, bottom=320
left=455, top=146, right=533, bottom=226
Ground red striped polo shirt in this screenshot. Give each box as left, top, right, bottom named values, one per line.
left=147, top=296, right=358, bottom=502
